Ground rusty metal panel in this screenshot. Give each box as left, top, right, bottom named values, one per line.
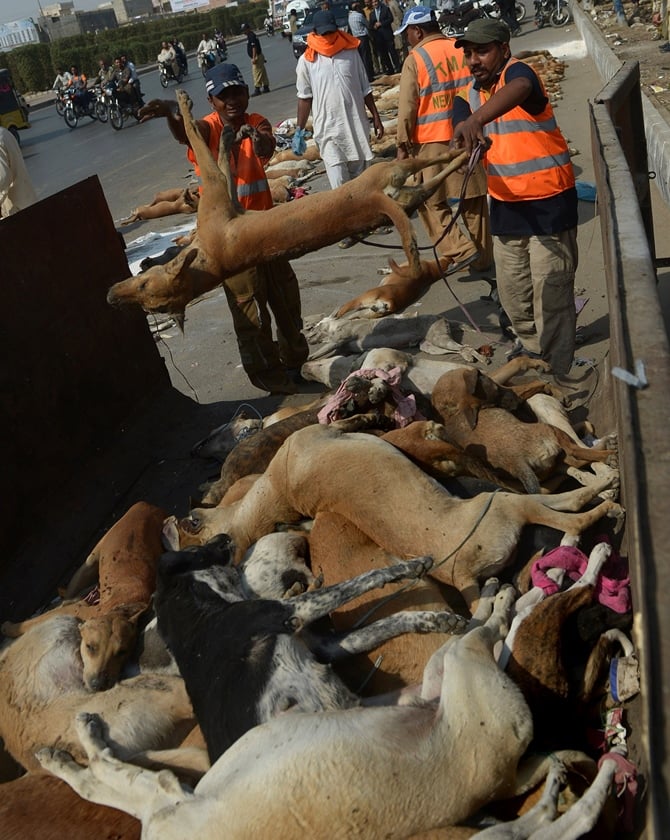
left=590, top=63, right=670, bottom=836
left=0, top=177, right=171, bottom=619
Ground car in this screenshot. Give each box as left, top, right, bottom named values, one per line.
left=292, top=3, right=352, bottom=59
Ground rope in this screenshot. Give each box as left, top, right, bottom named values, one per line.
left=350, top=488, right=503, bottom=629
left=350, top=143, right=489, bottom=335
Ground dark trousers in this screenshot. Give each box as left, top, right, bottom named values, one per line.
left=372, top=30, right=399, bottom=74
left=357, top=35, right=375, bottom=82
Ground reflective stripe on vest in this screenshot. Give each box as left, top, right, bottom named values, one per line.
left=413, top=38, right=472, bottom=144
left=187, top=111, right=273, bottom=210
left=466, top=59, right=574, bottom=202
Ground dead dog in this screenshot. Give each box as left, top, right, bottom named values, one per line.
left=153, top=535, right=465, bottom=763
left=175, top=422, right=623, bottom=611
left=1, top=501, right=166, bottom=691
left=106, top=90, right=468, bottom=321
left=38, top=585, right=575, bottom=838
left=0, top=614, right=195, bottom=773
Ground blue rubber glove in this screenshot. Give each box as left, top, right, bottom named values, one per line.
left=292, top=127, right=307, bottom=156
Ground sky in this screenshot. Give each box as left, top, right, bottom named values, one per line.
left=0, top=0, right=107, bottom=26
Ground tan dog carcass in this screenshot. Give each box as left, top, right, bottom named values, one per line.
left=1, top=501, right=166, bottom=690
left=105, top=90, right=468, bottom=320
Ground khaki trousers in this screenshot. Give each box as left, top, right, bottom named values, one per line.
left=413, top=143, right=493, bottom=269
left=494, top=227, right=578, bottom=375
left=251, top=55, right=269, bottom=91
left=222, top=258, right=308, bottom=391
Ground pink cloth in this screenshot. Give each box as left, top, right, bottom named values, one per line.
left=317, top=367, right=423, bottom=427
left=530, top=540, right=631, bottom=613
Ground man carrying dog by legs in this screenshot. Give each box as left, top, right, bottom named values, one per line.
left=139, top=64, right=309, bottom=395
left=452, top=19, right=578, bottom=374
left=394, top=6, right=492, bottom=277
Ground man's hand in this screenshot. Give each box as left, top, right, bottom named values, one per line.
left=452, top=114, right=487, bottom=154
left=373, top=115, right=384, bottom=141
left=138, top=99, right=173, bottom=123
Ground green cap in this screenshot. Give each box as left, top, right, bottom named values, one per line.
left=454, top=18, right=511, bottom=48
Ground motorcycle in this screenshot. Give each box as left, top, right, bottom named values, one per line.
left=54, top=87, right=67, bottom=117
left=438, top=0, right=525, bottom=37
left=215, top=34, right=228, bottom=61
left=265, top=20, right=275, bottom=36
left=198, top=49, right=218, bottom=77
left=438, top=1, right=483, bottom=37
left=62, top=86, right=99, bottom=130
left=534, top=0, right=571, bottom=27
left=478, top=0, right=527, bottom=24
left=159, top=60, right=184, bottom=88
left=103, top=79, right=141, bottom=130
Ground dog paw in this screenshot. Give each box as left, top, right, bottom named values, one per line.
left=607, top=504, right=626, bottom=534
left=429, top=611, right=469, bottom=634
left=405, top=556, right=433, bottom=578
left=480, top=578, right=500, bottom=599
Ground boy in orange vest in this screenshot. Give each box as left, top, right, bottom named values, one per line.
left=138, top=64, right=309, bottom=394
left=453, top=19, right=578, bottom=374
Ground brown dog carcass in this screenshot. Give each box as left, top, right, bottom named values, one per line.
left=431, top=368, right=617, bottom=494
left=174, top=422, right=622, bottom=610
left=106, top=90, right=468, bottom=320
left=308, top=511, right=466, bottom=696
left=504, top=542, right=634, bottom=751
left=1, top=501, right=166, bottom=690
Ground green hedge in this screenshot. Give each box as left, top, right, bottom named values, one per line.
left=2, top=6, right=268, bottom=93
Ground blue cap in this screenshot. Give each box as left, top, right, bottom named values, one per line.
left=312, top=10, right=338, bottom=34
left=205, top=63, right=247, bottom=97
left=394, top=5, right=435, bottom=35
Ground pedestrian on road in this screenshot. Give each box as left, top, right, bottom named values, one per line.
left=394, top=6, right=492, bottom=274
left=138, top=64, right=309, bottom=394
left=369, top=0, right=401, bottom=74
left=0, top=126, right=37, bottom=217
left=348, top=2, right=375, bottom=82
left=294, top=10, right=385, bottom=247
left=241, top=22, right=270, bottom=96
left=453, top=19, right=578, bottom=374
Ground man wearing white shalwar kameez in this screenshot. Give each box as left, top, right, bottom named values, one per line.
left=295, top=10, right=384, bottom=189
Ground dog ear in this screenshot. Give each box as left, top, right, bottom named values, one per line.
left=116, top=603, right=148, bottom=624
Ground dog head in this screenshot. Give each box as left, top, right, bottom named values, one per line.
left=79, top=605, right=146, bottom=691
left=432, top=368, right=524, bottom=429
left=107, top=247, right=200, bottom=319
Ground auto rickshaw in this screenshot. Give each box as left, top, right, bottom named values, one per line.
left=0, top=68, right=31, bottom=145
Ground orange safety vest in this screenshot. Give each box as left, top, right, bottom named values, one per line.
left=465, top=58, right=574, bottom=202
left=412, top=36, right=471, bottom=144
left=187, top=112, right=273, bottom=210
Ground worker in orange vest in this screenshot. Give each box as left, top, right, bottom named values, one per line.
left=453, top=19, right=578, bottom=374
left=395, top=7, right=492, bottom=275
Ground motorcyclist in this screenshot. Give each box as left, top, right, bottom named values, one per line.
left=171, top=37, right=188, bottom=74
left=66, top=65, right=92, bottom=113
left=52, top=67, right=72, bottom=90
left=122, top=54, right=144, bottom=104
left=97, top=58, right=116, bottom=86
left=113, top=56, right=142, bottom=112
left=197, top=32, right=218, bottom=71
left=214, top=29, right=228, bottom=60
left=158, top=41, right=180, bottom=78
left=264, top=15, right=274, bottom=35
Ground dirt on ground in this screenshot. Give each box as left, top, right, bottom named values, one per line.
left=585, top=0, right=670, bottom=115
